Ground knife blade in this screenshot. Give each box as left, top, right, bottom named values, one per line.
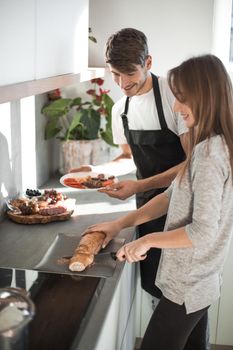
left=62, top=251, right=117, bottom=261
left=63, top=251, right=147, bottom=261
left=95, top=251, right=117, bottom=260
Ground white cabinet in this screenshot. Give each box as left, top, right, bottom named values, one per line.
left=36, top=0, right=88, bottom=79
left=0, top=0, right=89, bottom=86
left=95, top=262, right=138, bottom=350
left=0, top=0, right=35, bottom=86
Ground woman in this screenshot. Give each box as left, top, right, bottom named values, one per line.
left=85, top=54, right=233, bottom=350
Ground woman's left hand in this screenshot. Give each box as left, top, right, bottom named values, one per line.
left=117, top=237, right=149, bottom=263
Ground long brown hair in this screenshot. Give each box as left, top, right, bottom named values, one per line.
left=168, top=54, right=233, bottom=182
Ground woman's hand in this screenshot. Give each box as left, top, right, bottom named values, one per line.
left=99, top=180, right=139, bottom=200
left=116, top=236, right=149, bottom=263
left=83, top=220, right=122, bottom=248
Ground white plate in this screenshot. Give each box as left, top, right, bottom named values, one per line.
left=60, top=172, right=118, bottom=191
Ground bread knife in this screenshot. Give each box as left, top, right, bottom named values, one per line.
left=63, top=251, right=117, bottom=261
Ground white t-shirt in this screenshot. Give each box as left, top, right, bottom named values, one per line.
left=112, top=76, right=187, bottom=145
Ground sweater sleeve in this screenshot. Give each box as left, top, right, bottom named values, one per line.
left=164, top=181, right=174, bottom=200
left=185, top=151, right=227, bottom=247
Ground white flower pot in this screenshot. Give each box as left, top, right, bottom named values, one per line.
left=59, top=139, right=102, bottom=174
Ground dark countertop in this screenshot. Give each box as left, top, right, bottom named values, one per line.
left=0, top=173, right=136, bottom=350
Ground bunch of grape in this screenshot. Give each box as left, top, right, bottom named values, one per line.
left=43, top=189, right=66, bottom=204
left=26, top=189, right=41, bottom=197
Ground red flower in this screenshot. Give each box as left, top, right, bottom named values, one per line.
left=86, top=89, right=96, bottom=96
left=95, top=94, right=102, bottom=103
left=48, top=88, right=61, bottom=101
left=97, top=107, right=107, bottom=115
left=100, top=88, right=110, bottom=95
left=91, top=78, right=104, bottom=86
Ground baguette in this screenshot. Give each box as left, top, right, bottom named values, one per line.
left=69, top=231, right=106, bottom=272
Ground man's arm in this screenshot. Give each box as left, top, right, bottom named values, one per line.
left=100, top=132, right=188, bottom=199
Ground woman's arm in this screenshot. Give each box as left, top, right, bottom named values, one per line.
left=85, top=192, right=169, bottom=248
left=117, top=227, right=193, bottom=263
left=116, top=192, right=169, bottom=228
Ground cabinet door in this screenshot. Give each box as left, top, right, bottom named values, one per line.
left=0, top=0, right=35, bottom=86
left=35, top=0, right=88, bottom=79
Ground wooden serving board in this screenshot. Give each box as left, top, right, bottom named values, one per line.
left=7, top=210, right=74, bottom=224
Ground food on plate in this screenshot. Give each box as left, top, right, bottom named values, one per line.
left=63, top=173, right=116, bottom=189
left=8, top=189, right=69, bottom=216
left=69, top=231, right=106, bottom=272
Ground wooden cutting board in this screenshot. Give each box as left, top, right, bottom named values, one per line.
left=7, top=210, right=74, bottom=224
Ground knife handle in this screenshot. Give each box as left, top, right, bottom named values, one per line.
left=110, top=252, right=117, bottom=260
left=110, top=252, right=147, bottom=261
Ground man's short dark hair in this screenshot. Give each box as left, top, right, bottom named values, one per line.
left=105, top=28, right=149, bottom=73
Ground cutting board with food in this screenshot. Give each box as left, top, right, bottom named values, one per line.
left=34, top=232, right=125, bottom=278
left=7, top=189, right=75, bottom=224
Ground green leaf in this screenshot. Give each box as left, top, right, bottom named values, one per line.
left=102, top=94, right=114, bottom=116
left=102, top=94, right=114, bottom=129
left=42, top=99, right=73, bottom=118
left=93, top=99, right=101, bottom=106
left=89, top=36, right=97, bottom=43
left=71, top=97, right=82, bottom=106
left=100, top=129, right=117, bottom=147
left=66, top=111, right=83, bottom=140
left=80, top=109, right=100, bottom=139
left=44, top=121, right=62, bottom=140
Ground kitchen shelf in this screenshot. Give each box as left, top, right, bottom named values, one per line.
left=0, top=67, right=106, bottom=104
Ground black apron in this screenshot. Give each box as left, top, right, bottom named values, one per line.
left=121, top=74, right=185, bottom=298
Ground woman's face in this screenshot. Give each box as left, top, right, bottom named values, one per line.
left=174, top=99, right=195, bottom=128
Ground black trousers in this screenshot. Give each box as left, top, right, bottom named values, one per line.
left=140, top=297, right=209, bottom=350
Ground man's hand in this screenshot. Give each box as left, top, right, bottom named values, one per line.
left=98, top=179, right=139, bottom=200
left=69, top=165, right=92, bottom=173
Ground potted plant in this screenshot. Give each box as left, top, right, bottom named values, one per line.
left=41, top=78, right=117, bottom=174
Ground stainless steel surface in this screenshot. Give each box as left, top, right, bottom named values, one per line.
left=34, top=233, right=125, bottom=277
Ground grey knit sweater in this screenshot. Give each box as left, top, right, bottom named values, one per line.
left=156, top=135, right=233, bottom=313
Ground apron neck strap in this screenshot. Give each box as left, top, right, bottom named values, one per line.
left=120, top=97, right=130, bottom=130
left=120, top=74, right=168, bottom=130
left=151, top=74, right=168, bottom=130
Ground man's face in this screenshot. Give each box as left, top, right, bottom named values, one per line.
left=108, top=61, right=150, bottom=97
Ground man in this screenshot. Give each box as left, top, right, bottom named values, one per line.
left=72, top=28, right=187, bottom=298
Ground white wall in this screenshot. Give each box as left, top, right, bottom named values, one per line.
left=89, top=0, right=214, bottom=101
left=89, top=0, right=214, bottom=76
